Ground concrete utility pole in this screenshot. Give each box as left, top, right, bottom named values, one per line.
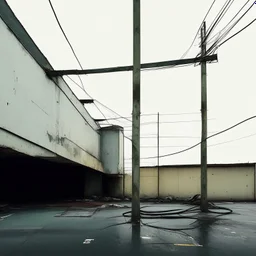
left=200, top=22, right=208, bottom=212
left=131, top=0, right=141, bottom=224
left=46, top=12, right=217, bottom=220
left=157, top=112, right=160, bottom=198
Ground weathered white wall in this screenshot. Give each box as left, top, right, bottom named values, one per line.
left=123, top=165, right=255, bottom=201
left=0, top=16, right=103, bottom=171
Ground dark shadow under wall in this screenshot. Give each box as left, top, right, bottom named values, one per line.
left=0, top=153, right=104, bottom=203
left=103, top=175, right=124, bottom=198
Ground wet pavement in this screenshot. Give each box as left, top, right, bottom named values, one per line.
left=0, top=202, right=256, bottom=255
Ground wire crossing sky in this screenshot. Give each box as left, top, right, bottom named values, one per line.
left=6, top=0, right=256, bottom=169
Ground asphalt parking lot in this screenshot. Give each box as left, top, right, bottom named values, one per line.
left=1, top=202, right=256, bottom=255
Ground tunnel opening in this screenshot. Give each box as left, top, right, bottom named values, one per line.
left=0, top=150, right=104, bottom=204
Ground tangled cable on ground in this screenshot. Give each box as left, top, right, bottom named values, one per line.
left=100, top=195, right=233, bottom=231
left=120, top=200, right=232, bottom=231
left=123, top=203, right=232, bottom=219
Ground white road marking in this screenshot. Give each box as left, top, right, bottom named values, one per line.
left=141, top=236, right=152, bottom=239
left=83, top=239, right=94, bottom=244
left=188, top=236, right=203, bottom=247
left=0, top=214, right=13, bottom=219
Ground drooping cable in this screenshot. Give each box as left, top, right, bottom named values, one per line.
left=207, top=0, right=250, bottom=45
left=48, top=0, right=83, bottom=70
left=180, top=0, right=217, bottom=59
left=217, top=17, right=256, bottom=48
left=206, top=1, right=255, bottom=54
left=48, top=0, right=113, bottom=124
left=140, top=115, right=256, bottom=159
left=205, top=0, right=235, bottom=42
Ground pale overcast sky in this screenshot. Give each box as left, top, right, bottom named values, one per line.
left=6, top=0, right=256, bottom=169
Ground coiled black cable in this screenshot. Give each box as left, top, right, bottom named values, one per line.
left=102, top=198, right=233, bottom=231
left=123, top=203, right=232, bottom=219
left=121, top=198, right=233, bottom=232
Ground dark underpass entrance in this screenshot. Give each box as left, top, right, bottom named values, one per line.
left=0, top=151, right=105, bottom=204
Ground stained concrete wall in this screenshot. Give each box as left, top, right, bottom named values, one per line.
left=123, top=164, right=255, bottom=201
left=100, top=126, right=124, bottom=175
left=0, top=1, right=103, bottom=171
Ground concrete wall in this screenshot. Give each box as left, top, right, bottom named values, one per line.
left=100, top=126, right=124, bottom=174
left=0, top=3, right=103, bottom=171
left=123, top=164, right=255, bottom=201
left=124, top=168, right=158, bottom=198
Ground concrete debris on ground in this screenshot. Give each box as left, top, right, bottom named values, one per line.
left=100, top=204, right=130, bottom=209
left=83, top=194, right=202, bottom=203
left=55, top=203, right=130, bottom=218
left=56, top=209, right=97, bottom=218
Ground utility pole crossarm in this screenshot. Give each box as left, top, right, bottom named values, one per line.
left=45, top=54, right=218, bottom=77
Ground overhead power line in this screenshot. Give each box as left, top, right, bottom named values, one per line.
left=206, top=0, right=255, bottom=54
left=207, top=0, right=251, bottom=45
left=205, top=0, right=235, bottom=41
left=180, top=0, right=217, bottom=59
left=123, top=119, right=215, bottom=128
left=95, top=112, right=201, bottom=122
left=101, top=112, right=201, bottom=120
left=217, top=17, right=256, bottom=48
left=209, top=132, right=256, bottom=147
left=48, top=0, right=83, bottom=70
left=48, top=0, right=117, bottom=124
left=93, top=101, right=132, bottom=123
left=140, top=145, right=190, bottom=148
left=139, top=135, right=200, bottom=139
left=139, top=115, right=256, bottom=159
left=124, top=136, right=132, bottom=142
left=66, top=60, right=133, bottom=126
left=47, top=1, right=88, bottom=100
left=67, top=75, right=128, bottom=123
left=132, top=133, right=256, bottom=149
left=125, top=135, right=200, bottom=139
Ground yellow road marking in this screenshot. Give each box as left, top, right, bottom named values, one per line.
left=174, top=244, right=202, bottom=247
